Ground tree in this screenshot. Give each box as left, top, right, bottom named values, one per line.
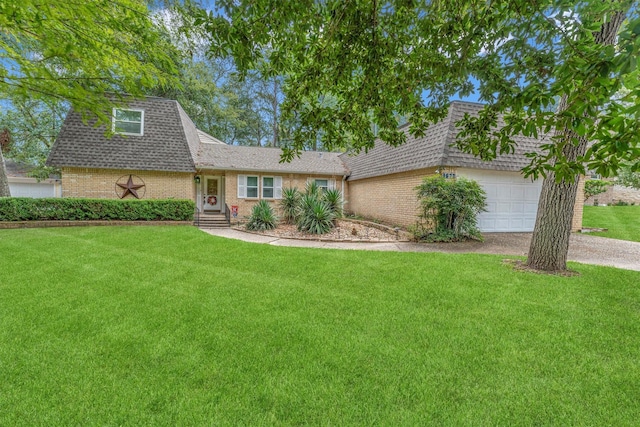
left=0, top=0, right=180, bottom=196
left=617, top=164, right=640, bottom=189
left=0, top=97, right=66, bottom=180
left=1, top=0, right=178, bottom=117
left=0, top=141, right=9, bottom=197
left=584, top=179, right=611, bottom=202
left=198, top=0, right=640, bottom=271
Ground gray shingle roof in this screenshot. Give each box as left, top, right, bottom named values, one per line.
left=196, top=144, right=347, bottom=175
left=197, top=130, right=225, bottom=145
left=47, top=96, right=197, bottom=172
left=47, top=97, right=543, bottom=180
left=341, top=101, right=547, bottom=181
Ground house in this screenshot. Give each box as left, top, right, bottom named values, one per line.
left=47, top=96, right=346, bottom=218
left=340, top=101, right=584, bottom=232
left=47, top=96, right=583, bottom=232
left=5, top=159, right=62, bottom=198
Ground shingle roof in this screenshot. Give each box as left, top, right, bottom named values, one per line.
left=197, top=130, right=226, bottom=145
left=195, top=144, right=347, bottom=175
left=47, top=96, right=197, bottom=172
left=341, top=101, right=547, bottom=181
left=47, top=97, right=544, bottom=180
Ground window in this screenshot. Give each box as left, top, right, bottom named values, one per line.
left=246, top=176, right=259, bottom=198
left=113, top=108, right=144, bottom=136
left=310, top=178, right=335, bottom=191
left=315, top=179, right=329, bottom=191
left=238, top=175, right=259, bottom=198
left=262, top=177, right=274, bottom=198
left=238, top=175, right=282, bottom=199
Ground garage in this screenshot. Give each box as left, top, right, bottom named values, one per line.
left=457, top=168, right=542, bottom=232
left=9, top=179, right=60, bottom=198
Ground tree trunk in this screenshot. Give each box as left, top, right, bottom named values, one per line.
left=527, top=113, right=585, bottom=271
left=0, top=148, right=11, bottom=197
left=271, top=78, right=279, bottom=148
left=526, top=11, right=626, bottom=271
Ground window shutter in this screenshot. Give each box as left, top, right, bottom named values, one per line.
left=238, top=175, right=246, bottom=198
left=274, top=176, right=283, bottom=199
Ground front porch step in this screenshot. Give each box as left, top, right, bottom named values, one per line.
left=196, top=213, right=230, bottom=228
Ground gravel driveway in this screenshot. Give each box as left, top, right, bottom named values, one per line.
left=203, top=229, right=640, bottom=272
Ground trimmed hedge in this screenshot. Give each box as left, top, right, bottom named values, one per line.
left=0, top=198, right=195, bottom=221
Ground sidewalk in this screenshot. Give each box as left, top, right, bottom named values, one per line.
left=201, top=228, right=640, bottom=272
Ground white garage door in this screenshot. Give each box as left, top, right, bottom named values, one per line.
left=457, top=169, right=542, bottom=232
left=9, top=182, right=56, bottom=198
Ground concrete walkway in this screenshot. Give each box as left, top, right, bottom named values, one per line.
left=201, top=228, right=640, bottom=272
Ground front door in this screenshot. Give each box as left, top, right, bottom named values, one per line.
left=204, top=177, right=221, bottom=211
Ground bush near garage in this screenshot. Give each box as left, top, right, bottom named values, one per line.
left=413, top=175, right=487, bottom=242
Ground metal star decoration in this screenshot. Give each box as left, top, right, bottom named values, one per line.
left=116, top=175, right=145, bottom=199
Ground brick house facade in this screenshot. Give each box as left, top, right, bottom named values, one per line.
left=48, top=96, right=584, bottom=232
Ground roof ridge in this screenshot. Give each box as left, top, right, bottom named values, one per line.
left=438, top=103, right=459, bottom=166
left=173, top=101, right=198, bottom=170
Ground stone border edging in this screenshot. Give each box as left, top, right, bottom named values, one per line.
left=232, top=217, right=412, bottom=243
left=0, top=220, right=193, bottom=229
left=340, top=218, right=413, bottom=239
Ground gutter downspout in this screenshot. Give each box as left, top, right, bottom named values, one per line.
left=341, top=174, right=347, bottom=213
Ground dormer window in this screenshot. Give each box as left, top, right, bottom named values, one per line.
left=113, top=108, right=144, bottom=136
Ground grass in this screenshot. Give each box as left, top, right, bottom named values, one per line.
left=1, top=226, right=640, bottom=425
left=582, top=205, right=640, bottom=242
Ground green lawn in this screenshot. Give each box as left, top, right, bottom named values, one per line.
left=583, top=205, right=640, bottom=242
left=1, top=226, right=639, bottom=425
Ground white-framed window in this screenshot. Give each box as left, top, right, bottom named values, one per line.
left=309, top=178, right=335, bottom=191
left=238, top=175, right=282, bottom=199
left=247, top=176, right=259, bottom=198
left=113, top=108, right=144, bottom=136
left=262, top=176, right=274, bottom=198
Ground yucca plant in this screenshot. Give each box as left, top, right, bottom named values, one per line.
left=297, top=194, right=335, bottom=234
left=322, top=188, right=343, bottom=218
left=304, top=180, right=321, bottom=199
left=246, top=200, right=278, bottom=231
left=280, top=187, right=300, bottom=224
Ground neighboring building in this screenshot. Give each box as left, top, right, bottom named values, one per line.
left=47, top=96, right=584, bottom=232
left=584, top=174, right=640, bottom=206
left=5, top=159, right=62, bottom=198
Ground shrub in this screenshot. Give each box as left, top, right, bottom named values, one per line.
left=279, top=187, right=300, bottom=224
left=297, top=194, right=335, bottom=234
left=246, top=200, right=278, bottom=231
left=0, top=198, right=194, bottom=221
left=413, top=175, right=486, bottom=242
left=612, top=200, right=635, bottom=206
left=584, top=179, right=611, bottom=201
left=323, top=188, right=343, bottom=218
left=304, top=180, right=321, bottom=199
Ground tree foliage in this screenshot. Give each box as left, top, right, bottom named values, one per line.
left=617, top=164, right=640, bottom=189
left=584, top=179, right=611, bottom=201
left=0, top=0, right=179, bottom=120
left=414, top=176, right=487, bottom=242
left=198, top=1, right=639, bottom=178
left=0, top=98, right=66, bottom=180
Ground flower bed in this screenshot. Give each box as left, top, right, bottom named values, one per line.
left=236, top=219, right=411, bottom=242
